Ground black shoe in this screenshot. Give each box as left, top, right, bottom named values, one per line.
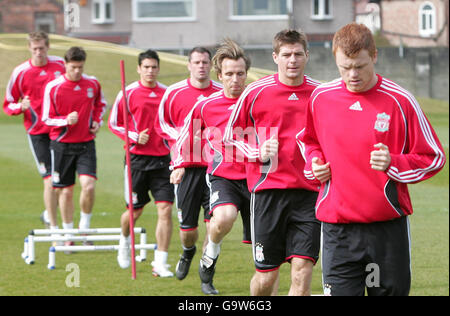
left=201, top=282, right=219, bottom=295
left=198, top=253, right=218, bottom=284
left=175, top=246, right=196, bottom=280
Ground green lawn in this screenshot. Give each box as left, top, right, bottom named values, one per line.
left=0, top=34, right=448, bottom=296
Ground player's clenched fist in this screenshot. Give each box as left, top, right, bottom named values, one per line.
left=370, top=143, right=391, bottom=171
left=259, top=136, right=279, bottom=163
left=312, top=157, right=331, bottom=183
left=67, top=111, right=78, bottom=125
left=21, top=96, right=31, bottom=111
left=170, top=168, right=185, bottom=184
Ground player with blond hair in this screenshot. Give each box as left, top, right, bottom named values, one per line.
left=3, top=31, right=64, bottom=232
left=175, top=39, right=252, bottom=294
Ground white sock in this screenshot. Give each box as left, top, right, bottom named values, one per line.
left=205, top=237, right=221, bottom=259
left=62, top=222, right=73, bottom=237
left=50, top=225, right=60, bottom=238
left=154, top=250, right=168, bottom=265
left=79, top=212, right=92, bottom=229
left=43, top=210, right=50, bottom=223
left=119, top=233, right=130, bottom=247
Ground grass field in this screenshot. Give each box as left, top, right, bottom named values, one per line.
left=0, top=34, right=448, bottom=296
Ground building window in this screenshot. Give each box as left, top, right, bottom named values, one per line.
left=35, top=12, right=56, bottom=33
left=230, top=0, right=292, bottom=20
left=311, top=0, right=332, bottom=20
left=92, top=0, right=114, bottom=24
left=133, top=0, right=195, bottom=22
left=419, top=2, right=436, bottom=37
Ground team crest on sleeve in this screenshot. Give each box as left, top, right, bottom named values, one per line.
left=374, top=112, right=390, bottom=132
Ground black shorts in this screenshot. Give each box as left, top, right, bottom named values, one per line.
left=321, top=216, right=411, bottom=296
left=50, top=140, right=97, bottom=188
left=176, top=167, right=210, bottom=231
left=207, top=175, right=251, bottom=244
left=251, top=189, right=320, bottom=272
left=28, top=133, right=52, bottom=178
left=124, top=156, right=174, bottom=210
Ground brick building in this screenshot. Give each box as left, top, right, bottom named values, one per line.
left=0, top=0, right=65, bottom=34
left=356, top=0, right=449, bottom=47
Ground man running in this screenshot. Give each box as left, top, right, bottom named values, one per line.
left=109, top=49, right=174, bottom=277
left=174, top=39, right=252, bottom=294
left=224, top=30, right=321, bottom=296
left=155, top=47, right=222, bottom=293
left=300, top=23, right=446, bottom=296
left=3, top=31, right=64, bottom=231
left=42, top=46, right=106, bottom=248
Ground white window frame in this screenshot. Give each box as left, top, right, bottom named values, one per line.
left=311, top=0, right=333, bottom=20
left=229, top=0, right=293, bottom=21
left=132, top=0, right=196, bottom=23
left=92, top=0, right=114, bottom=24
left=418, top=2, right=437, bottom=37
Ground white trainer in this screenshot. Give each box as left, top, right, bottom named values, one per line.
left=117, top=245, right=131, bottom=269
left=151, top=261, right=174, bottom=278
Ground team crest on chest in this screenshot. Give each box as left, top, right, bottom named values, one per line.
left=87, top=87, right=94, bottom=98
left=374, top=112, right=390, bottom=132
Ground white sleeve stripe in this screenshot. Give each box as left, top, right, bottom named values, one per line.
left=158, top=81, right=188, bottom=140
left=42, top=76, right=65, bottom=125
left=296, top=128, right=307, bottom=162
left=224, top=77, right=275, bottom=150
left=381, top=81, right=445, bottom=161
left=5, top=62, right=31, bottom=101
left=225, top=76, right=274, bottom=133
left=379, top=80, right=445, bottom=181
left=310, top=85, right=341, bottom=113
left=7, top=103, right=22, bottom=111
left=109, top=85, right=140, bottom=141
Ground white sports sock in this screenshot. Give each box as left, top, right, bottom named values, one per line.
left=154, top=250, right=168, bottom=265
left=79, top=212, right=92, bottom=229
left=205, top=237, right=221, bottom=259
left=119, top=234, right=130, bottom=247
left=62, top=222, right=73, bottom=237
left=50, top=225, right=60, bottom=239
left=43, top=210, right=50, bottom=223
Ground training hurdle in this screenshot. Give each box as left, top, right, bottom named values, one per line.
left=21, top=227, right=157, bottom=269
